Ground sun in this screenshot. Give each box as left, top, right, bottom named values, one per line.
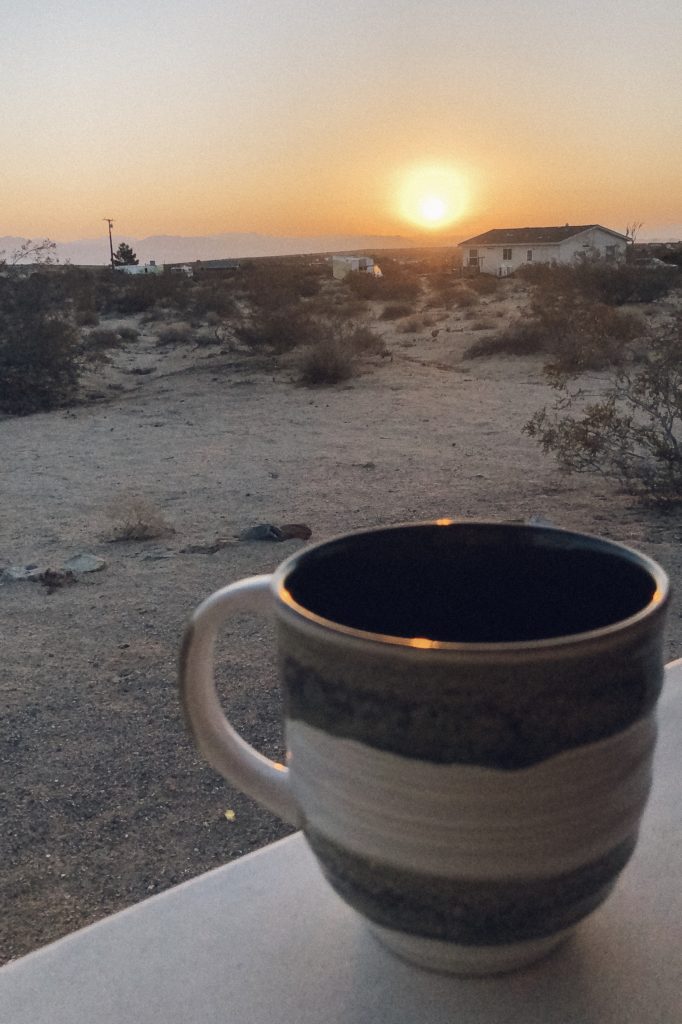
left=419, top=195, right=447, bottom=224
left=395, top=164, right=469, bottom=231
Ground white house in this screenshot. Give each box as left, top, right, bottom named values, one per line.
left=117, top=260, right=163, bottom=276
left=459, top=225, right=629, bottom=277
left=331, top=255, right=382, bottom=280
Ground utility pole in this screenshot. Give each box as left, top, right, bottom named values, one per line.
left=103, top=218, right=115, bottom=270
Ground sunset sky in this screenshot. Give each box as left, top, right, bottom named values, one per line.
left=2, top=0, right=680, bottom=244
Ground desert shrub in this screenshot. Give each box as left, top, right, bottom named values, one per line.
left=155, top=323, right=194, bottom=347
left=520, top=260, right=678, bottom=307
left=76, top=309, right=99, bottom=326
left=453, top=288, right=479, bottom=308
left=235, top=306, right=323, bottom=353
left=116, top=325, right=140, bottom=342
left=85, top=327, right=123, bottom=348
left=398, top=317, right=421, bottom=333
left=341, top=324, right=384, bottom=355
left=240, top=262, right=323, bottom=311
left=345, top=270, right=382, bottom=300
left=193, top=328, right=222, bottom=347
left=97, top=271, right=192, bottom=316
left=297, top=339, right=355, bottom=386
left=106, top=498, right=174, bottom=541
left=190, top=280, right=236, bottom=317
left=79, top=327, right=126, bottom=366
left=427, top=272, right=460, bottom=308
left=465, top=297, right=643, bottom=371
left=464, top=321, right=546, bottom=359
left=524, top=318, right=682, bottom=502
left=0, top=275, right=80, bottom=414
left=378, top=258, right=422, bottom=301
left=345, top=259, right=421, bottom=303
left=583, top=262, right=677, bottom=305
left=466, top=274, right=499, bottom=295
left=380, top=302, right=415, bottom=320
left=529, top=290, right=643, bottom=372
left=471, top=318, right=495, bottom=331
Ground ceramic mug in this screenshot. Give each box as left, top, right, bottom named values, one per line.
left=179, top=521, right=669, bottom=975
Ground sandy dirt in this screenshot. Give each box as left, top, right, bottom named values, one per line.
left=2, top=285, right=681, bottom=962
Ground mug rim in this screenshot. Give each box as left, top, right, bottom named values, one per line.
left=272, top=519, right=669, bottom=653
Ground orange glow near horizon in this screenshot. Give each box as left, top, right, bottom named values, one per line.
left=1, top=5, right=680, bottom=244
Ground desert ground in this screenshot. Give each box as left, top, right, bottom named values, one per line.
left=2, top=276, right=682, bottom=962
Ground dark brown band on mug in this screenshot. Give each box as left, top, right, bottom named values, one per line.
left=305, top=828, right=637, bottom=946
left=282, top=654, right=661, bottom=768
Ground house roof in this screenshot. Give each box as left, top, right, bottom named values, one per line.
left=459, top=225, right=628, bottom=246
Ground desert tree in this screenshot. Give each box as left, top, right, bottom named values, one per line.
left=0, top=238, right=58, bottom=267
left=113, top=242, right=139, bottom=266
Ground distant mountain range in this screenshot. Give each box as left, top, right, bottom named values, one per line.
left=1, top=232, right=462, bottom=266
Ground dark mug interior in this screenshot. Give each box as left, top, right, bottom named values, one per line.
left=282, top=522, right=660, bottom=643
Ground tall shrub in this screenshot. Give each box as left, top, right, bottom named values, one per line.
left=0, top=276, right=80, bottom=414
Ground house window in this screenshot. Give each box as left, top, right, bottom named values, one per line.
left=605, top=245, right=616, bottom=260
left=503, top=248, right=512, bottom=261
left=527, top=250, right=533, bottom=262
left=468, top=248, right=479, bottom=267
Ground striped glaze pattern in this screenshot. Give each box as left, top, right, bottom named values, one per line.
left=286, top=715, right=656, bottom=880
left=285, top=712, right=655, bottom=948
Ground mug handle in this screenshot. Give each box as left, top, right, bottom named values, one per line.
left=179, top=575, right=301, bottom=826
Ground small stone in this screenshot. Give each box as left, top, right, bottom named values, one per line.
left=63, top=554, right=107, bottom=573
left=2, top=565, right=43, bottom=582
left=140, top=550, right=173, bottom=561
left=237, top=524, right=284, bottom=542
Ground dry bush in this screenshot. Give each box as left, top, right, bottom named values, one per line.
left=79, top=327, right=127, bottom=367
left=190, top=280, right=236, bottom=317
left=519, top=260, right=679, bottom=307
left=106, top=498, right=174, bottom=541
left=466, top=274, right=500, bottom=295
left=194, top=328, right=223, bottom=347
left=464, top=322, right=546, bottom=359
left=465, top=299, right=643, bottom=371
left=345, top=324, right=387, bottom=356
left=116, top=325, right=140, bottom=342
left=380, top=302, right=415, bottom=320
left=155, top=323, right=194, bottom=347
left=525, top=318, right=682, bottom=502
left=297, top=339, right=355, bottom=386
left=235, top=307, right=323, bottom=353
left=397, top=317, right=421, bottom=334
left=76, top=309, right=99, bottom=327
left=453, top=288, right=480, bottom=308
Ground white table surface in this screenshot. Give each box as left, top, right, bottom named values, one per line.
left=2, top=661, right=681, bottom=1024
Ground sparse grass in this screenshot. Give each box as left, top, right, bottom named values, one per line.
left=106, top=498, right=174, bottom=541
